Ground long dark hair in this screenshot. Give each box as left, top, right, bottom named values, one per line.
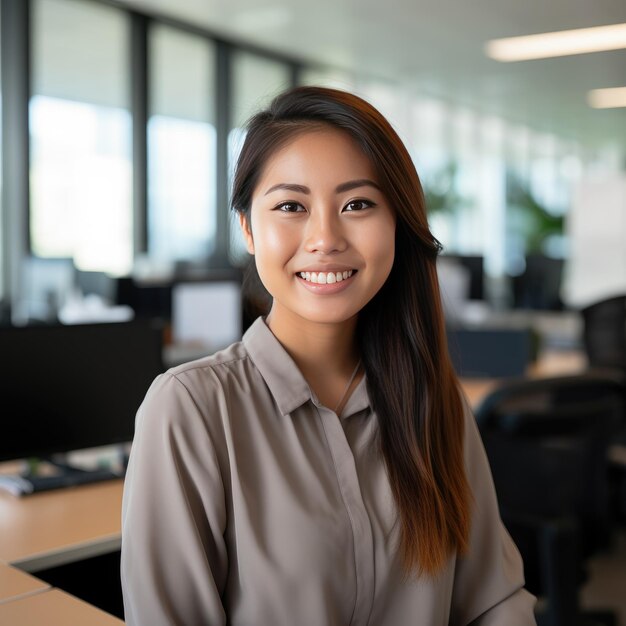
left=231, top=85, right=471, bottom=576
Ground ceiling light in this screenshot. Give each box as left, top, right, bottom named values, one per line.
left=588, top=87, right=626, bottom=109
left=485, top=23, right=626, bottom=62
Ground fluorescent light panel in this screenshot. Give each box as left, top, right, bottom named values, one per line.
left=588, top=87, right=626, bottom=109
left=486, top=23, right=626, bottom=62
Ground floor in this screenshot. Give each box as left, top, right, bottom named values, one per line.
left=580, top=529, right=626, bottom=626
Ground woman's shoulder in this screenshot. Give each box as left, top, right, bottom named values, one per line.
left=138, top=339, right=256, bottom=429
left=167, top=339, right=250, bottom=380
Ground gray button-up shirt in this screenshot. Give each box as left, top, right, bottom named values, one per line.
left=121, top=316, right=536, bottom=625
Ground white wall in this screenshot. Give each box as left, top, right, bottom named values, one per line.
left=561, top=174, right=626, bottom=309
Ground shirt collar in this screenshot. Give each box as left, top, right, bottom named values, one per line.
left=242, top=316, right=371, bottom=419
left=340, top=374, right=370, bottom=419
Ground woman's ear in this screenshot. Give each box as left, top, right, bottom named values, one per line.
left=239, top=212, right=255, bottom=255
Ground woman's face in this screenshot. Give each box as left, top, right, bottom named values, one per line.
left=241, top=127, right=396, bottom=327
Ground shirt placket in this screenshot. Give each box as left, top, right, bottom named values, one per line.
left=315, top=403, right=375, bottom=626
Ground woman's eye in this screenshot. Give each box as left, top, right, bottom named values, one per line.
left=344, top=199, right=375, bottom=212
left=275, top=202, right=305, bottom=213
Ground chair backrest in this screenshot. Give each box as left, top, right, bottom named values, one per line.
left=581, top=294, right=626, bottom=370
left=474, top=372, right=625, bottom=554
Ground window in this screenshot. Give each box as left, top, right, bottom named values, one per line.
left=30, top=0, right=132, bottom=275
left=148, top=25, right=217, bottom=264
left=0, top=8, right=3, bottom=301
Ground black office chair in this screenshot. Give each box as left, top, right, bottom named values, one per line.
left=474, top=372, right=626, bottom=626
left=581, top=297, right=626, bottom=526
left=581, top=295, right=626, bottom=372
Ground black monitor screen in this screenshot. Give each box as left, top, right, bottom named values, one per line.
left=0, top=320, right=165, bottom=462
left=446, top=327, right=532, bottom=379
left=440, top=254, right=484, bottom=301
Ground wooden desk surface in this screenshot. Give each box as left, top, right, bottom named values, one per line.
left=0, top=479, right=123, bottom=571
left=0, top=588, right=124, bottom=625
left=527, top=348, right=588, bottom=378
left=460, top=348, right=588, bottom=409
left=0, top=562, right=49, bottom=603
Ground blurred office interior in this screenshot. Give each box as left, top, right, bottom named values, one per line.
left=2, top=0, right=626, bottom=339
left=1, top=0, right=625, bottom=332
left=1, top=0, right=626, bottom=624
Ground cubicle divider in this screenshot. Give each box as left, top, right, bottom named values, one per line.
left=446, top=325, right=535, bottom=379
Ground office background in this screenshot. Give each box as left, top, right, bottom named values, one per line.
left=1, top=0, right=626, bottom=624
left=1, top=0, right=626, bottom=321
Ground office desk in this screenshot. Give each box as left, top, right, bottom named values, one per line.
left=0, top=562, right=49, bottom=602
left=0, top=480, right=124, bottom=624
left=0, top=587, right=123, bottom=625
left=460, top=347, right=588, bottom=409
left=0, top=479, right=123, bottom=572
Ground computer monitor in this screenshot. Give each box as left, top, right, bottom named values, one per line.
left=171, top=279, right=243, bottom=352
left=0, top=320, right=165, bottom=462
left=76, top=269, right=117, bottom=303
left=13, top=256, right=77, bottom=324
left=114, top=276, right=173, bottom=321
left=439, top=254, right=484, bottom=301
left=446, top=326, right=533, bottom=378
left=511, top=254, right=564, bottom=311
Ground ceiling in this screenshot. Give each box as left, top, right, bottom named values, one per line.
left=118, top=0, right=626, bottom=153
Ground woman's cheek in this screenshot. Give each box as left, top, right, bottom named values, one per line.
left=253, top=217, right=294, bottom=255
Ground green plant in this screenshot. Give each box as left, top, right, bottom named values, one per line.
left=506, top=174, right=564, bottom=254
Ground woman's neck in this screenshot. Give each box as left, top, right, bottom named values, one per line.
left=265, top=305, right=361, bottom=412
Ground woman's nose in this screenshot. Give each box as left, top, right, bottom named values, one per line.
left=303, top=211, right=348, bottom=254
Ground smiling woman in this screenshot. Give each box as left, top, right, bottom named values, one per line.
left=120, top=86, right=538, bottom=626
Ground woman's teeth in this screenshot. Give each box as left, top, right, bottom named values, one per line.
left=298, top=270, right=354, bottom=284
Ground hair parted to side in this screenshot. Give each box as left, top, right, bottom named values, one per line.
left=231, top=85, right=471, bottom=577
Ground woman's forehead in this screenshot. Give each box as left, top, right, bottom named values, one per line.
left=255, top=128, right=379, bottom=192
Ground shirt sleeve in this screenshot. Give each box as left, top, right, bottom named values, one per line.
left=121, top=371, right=228, bottom=626
left=450, top=399, right=538, bottom=626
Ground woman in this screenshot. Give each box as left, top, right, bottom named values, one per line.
left=121, top=85, right=536, bottom=625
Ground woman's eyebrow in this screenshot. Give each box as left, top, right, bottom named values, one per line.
left=335, top=179, right=381, bottom=194
left=264, top=179, right=381, bottom=196
left=264, top=183, right=310, bottom=195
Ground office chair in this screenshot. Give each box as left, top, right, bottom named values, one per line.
left=581, top=296, right=626, bottom=525
left=581, top=295, right=626, bottom=371
left=474, top=372, right=625, bottom=626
